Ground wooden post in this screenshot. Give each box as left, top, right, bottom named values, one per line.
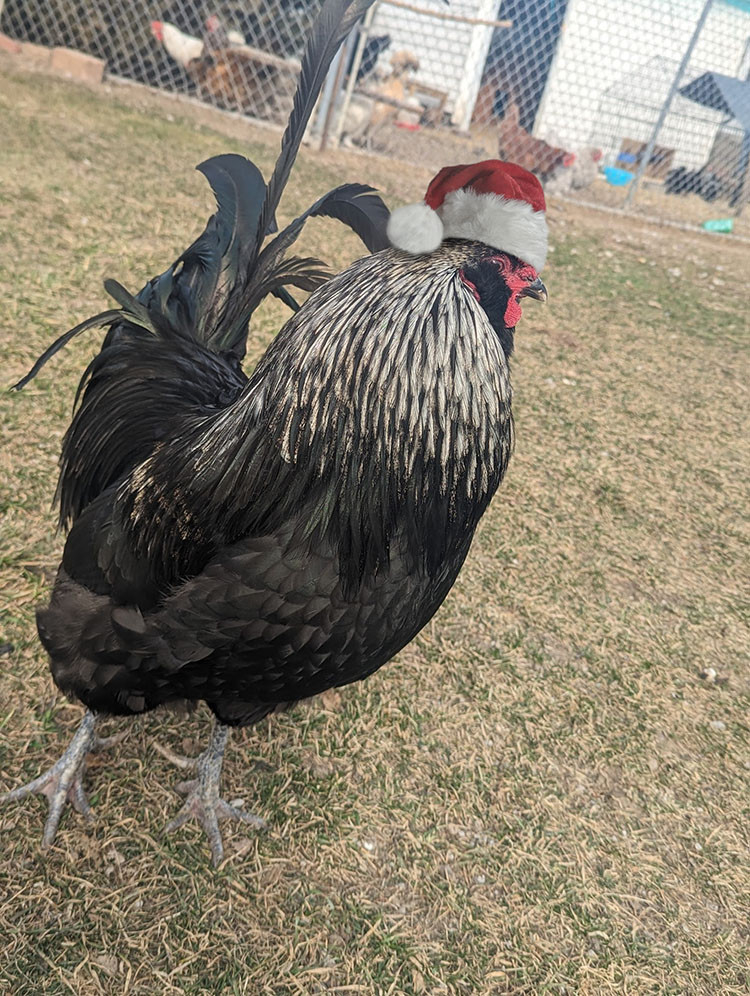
left=332, top=2, right=379, bottom=148
left=319, top=30, right=355, bottom=150
left=380, top=0, right=511, bottom=29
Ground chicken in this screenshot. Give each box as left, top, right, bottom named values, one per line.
left=347, top=33, right=391, bottom=83
left=150, top=21, right=205, bottom=67
left=568, top=146, right=602, bottom=191
left=149, top=20, right=245, bottom=68
left=203, top=15, right=247, bottom=50
left=3, top=0, right=548, bottom=867
left=544, top=146, right=603, bottom=196
left=497, top=99, right=575, bottom=182
left=664, top=165, right=723, bottom=202
left=342, top=50, right=420, bottom=149
left=150, top=18, right=295, bottom=120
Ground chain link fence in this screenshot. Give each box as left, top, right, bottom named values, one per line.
left=0, top=0, right=323, bottom=122
left=2, top=0, right=749, bottom=231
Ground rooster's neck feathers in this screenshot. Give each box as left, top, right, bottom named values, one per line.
left=260, top=244, right=513, bottom=499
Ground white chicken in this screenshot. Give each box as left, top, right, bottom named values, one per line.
left=150, top=20, right=245, bottom=68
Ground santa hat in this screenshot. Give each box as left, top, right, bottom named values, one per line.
left=386, top=160, right=548, bottom=271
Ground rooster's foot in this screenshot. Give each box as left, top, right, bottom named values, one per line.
left=161, top=722, right=266, bottom=866
left=153, top=740, right=200, bottom=771
left=0, top=710, right=126, bottom=846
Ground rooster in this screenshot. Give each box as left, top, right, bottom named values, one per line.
left=149, top=20, right=244, bottom=68
left=3, top=0, right=548, bottom=866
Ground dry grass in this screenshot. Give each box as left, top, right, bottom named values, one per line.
left=1, top=58, right=749, bottom=996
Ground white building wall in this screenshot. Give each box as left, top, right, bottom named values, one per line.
left=370, top=0, right=502, bottom=127
left=535, top=0, right=750, bottom=167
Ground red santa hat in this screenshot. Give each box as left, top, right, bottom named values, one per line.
left=386, top=159, right=548, bottom=272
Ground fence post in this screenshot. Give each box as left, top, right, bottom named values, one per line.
left=331, top=1, right=379, bottom=148
left=310, top=43, right=343, bottom=142
left=319, top=29, right=357, bottom=150
left=624, top=0, right=714, bottom=206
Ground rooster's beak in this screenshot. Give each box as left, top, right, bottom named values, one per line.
left=520, top=277, right=547, bottom=302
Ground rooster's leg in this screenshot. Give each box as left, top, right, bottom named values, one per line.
left=0, top=710, right=125, bottom=846
left=160, top=721, right=266, bottom=866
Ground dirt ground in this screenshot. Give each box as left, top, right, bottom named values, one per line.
left=0, top=57, right=749, bottom=995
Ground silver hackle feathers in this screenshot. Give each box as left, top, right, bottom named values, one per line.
left=122, top=241, right=514, bottom=595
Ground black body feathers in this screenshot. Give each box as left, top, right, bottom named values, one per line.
left=39, top=242, right=515, bottom=726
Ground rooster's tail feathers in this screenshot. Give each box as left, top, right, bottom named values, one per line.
left=12, top=0, right=389, bottom=388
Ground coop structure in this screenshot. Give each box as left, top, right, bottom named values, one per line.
left=533, top=0, right=750, bottom=157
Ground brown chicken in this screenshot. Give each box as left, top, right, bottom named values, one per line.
left=497, top=99, right=575, bottom=182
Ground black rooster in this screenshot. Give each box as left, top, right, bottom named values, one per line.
left=664, top=164, right=723, bottom=203
left=3, top=0, right=548, bottom=865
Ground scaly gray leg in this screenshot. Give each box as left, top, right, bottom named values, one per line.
left=0, top=710, right=126, bottom=847
left=156, top=721, right=266, bottom=866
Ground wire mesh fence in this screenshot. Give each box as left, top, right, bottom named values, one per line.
left=1, top=0, right=749, bottom=229
left=0, top=0, right=322, bottom=123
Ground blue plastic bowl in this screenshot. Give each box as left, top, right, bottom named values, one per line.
left=604, top=166, right=634, bottom=186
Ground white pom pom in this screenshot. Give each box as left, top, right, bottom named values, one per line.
left=386, top=201, right=444, bottom=254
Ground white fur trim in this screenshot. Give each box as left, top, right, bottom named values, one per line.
left=387, top=202, right=444, bottom=254
left=438, top=188, right=548, bottom=271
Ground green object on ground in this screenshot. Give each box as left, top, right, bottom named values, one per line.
left=702, top=218, right=734, bottom=232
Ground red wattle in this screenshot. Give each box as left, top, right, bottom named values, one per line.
left=504, top=297, right=523, bottom=328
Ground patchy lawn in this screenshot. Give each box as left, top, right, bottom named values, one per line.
left=1, top=59, right=748, bottom=996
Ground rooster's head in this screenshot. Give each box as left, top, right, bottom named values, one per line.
left=387, top=159, right=548, bottom=355
left=458, top=247, right=545, bottom=359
